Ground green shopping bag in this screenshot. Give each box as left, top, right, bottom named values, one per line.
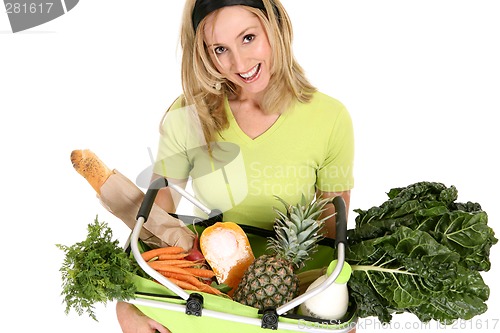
left=129, top=179, right=357, bottom=332
left=131, top=273, right=357, bottom=333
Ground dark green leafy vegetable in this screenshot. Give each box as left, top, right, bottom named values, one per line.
left=56, top=216, right=139, bottom=321
left=210, top=281, right=232, bottom=293
left=346, top=181, right=497, bottom=324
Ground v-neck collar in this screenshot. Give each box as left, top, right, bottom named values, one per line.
left=223, top=97, right=286, bottom=145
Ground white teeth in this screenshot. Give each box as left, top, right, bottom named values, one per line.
left=239, top=64, right=259, bottom=79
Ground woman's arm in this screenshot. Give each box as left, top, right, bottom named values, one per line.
left=316, top=190, right=351, bottom=239
left=116, top=301, right=170, bottom=333
left=152, top=173, right=188, bottom=213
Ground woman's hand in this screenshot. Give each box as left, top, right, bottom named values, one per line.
left=152, top=174, right=188, bottom=213
left=116, top=301, right=170, bottom=333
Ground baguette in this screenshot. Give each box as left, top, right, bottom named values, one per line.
left=71, top=149, right=113, bottom=194
left=70, top=149, right=196, bottom=250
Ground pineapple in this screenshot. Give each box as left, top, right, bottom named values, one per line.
left=232, top=195, right=332, bottom=310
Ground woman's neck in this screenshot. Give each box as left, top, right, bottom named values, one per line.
left=228, top=91, right=280, bottom=139
left=230, top=89, right=265, bottom=109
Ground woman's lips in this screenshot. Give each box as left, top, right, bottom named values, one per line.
left=238, top=64, right=261, bottom=83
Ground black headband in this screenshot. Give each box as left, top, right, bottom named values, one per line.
left=192, top=0, right=268, bottom=32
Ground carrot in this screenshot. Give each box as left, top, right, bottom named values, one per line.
left=153, top=265, right=229, bottom=297
left=148, top=260, right=198, bottom=269
left=158, top=270, right=192, bottom=280
left=183, top=267, right=216, bottom=279
left=141, top=246, right=185, bottom=262
left=160, top=270, right=225, bottom=296
left=148, top=262, right=194, bottom=274
left=166, top=277, right=199, bottom=291
left=158, top=253, right=189, bottom=260
left=159, top=271, right=201, bottom=285
left=182, top=274, right=225, bottom=296
left=196, top=282, right=228, bottom=296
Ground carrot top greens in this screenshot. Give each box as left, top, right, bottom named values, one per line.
left=57, top=217, right=138, bottom=321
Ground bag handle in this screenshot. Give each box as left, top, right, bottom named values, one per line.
left=137, top=177, right=346, bottom=249
left=136, top=177, right=223, bottom=223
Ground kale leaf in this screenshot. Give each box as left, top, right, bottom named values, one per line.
left=346, top=181, right=497, bottom=324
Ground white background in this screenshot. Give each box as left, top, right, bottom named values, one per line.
left=1, top=0, right=499, bottom=332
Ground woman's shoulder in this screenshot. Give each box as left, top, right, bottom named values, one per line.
left=309, top=91, right=347, bottom=111
left=167, top=94, right=187, bottom=111
left=296, top=91, right=349, bottom=120
left=159, top=94, right=198, bottom=132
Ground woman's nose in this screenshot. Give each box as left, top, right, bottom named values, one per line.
left=230, top=49, right=248, bottom=73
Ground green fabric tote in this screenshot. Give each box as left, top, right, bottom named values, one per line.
left=132, top=274, right=357, bottom=333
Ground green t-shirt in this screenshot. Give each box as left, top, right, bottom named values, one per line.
left=155, top=91, right=354, bottom=230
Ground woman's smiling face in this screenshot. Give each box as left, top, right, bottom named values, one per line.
left=203, top=6, right=272, bottom=96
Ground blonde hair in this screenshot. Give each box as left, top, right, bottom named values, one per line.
left=178, top=0, right=316, bottom=143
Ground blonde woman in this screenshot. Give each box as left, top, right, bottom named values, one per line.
left=117, top=1, right=355, bottom=332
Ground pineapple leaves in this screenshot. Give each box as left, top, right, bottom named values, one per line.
left=269, top=195, right=332, bottom=269
left=346, top=182, right=497, bottom=324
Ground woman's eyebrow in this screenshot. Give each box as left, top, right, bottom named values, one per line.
left=208, top=26, right=258, bottom=48
left=235, top=26, right=257, bottom=40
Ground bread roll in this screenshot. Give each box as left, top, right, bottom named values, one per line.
left=71, top=149, right=113, bottom=194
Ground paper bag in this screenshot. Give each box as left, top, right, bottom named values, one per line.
left=98, top=170, right=195, bottom=251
